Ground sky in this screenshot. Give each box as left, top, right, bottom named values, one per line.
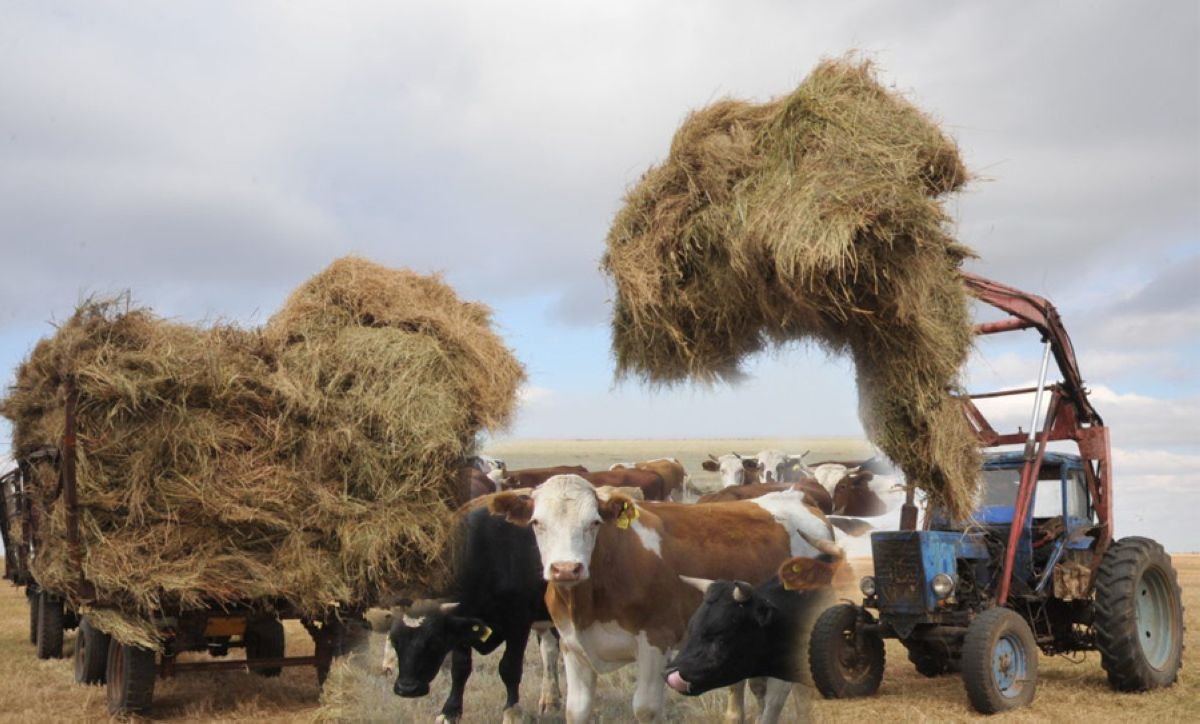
left=1, top=2, right=1197, bottom=548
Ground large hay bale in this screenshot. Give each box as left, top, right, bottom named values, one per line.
left=603, top=58, right=980, bottom=517
left=1, top=258, right=524, bottom=645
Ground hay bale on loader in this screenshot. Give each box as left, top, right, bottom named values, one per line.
left=603, top=58, right=980, bottom=518
left=1, top=257, right=525, bottom=648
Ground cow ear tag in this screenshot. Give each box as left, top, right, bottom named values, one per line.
left=616, top=502, right=640, bottom=529
left=782, top=562, right=807, bottom=591
left=473, top=624, right=493, bottom=642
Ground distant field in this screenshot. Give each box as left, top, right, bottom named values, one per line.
left=0, top=438, right=1193, bottom=722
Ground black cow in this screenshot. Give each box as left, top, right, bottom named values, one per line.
left=388, top=503, right=560, bottom=722
left=664, top=546, right=841, bottom=715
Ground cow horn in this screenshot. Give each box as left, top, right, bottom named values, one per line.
left=732, top=584, right=750, bottom=603
left=798, top=531, right=844, bottom=560
left=707, top=454, right=718, bottom=462
left=679, top=576, right=713, bottom=595
left=440, top=601, right=459, bottom=614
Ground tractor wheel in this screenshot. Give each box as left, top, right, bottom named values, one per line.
left=245, top=619, right=285, bottom=677
left=809, top=603, right=885, bottom=699
left=106, top=639, right=157, bottom=716
left=904, top=641, right=957, bottom=677
left=35, top=590, right=65, bottom=660
left=1094, top=536, right=1185, bottom=691
left=75, top=617, right=112, bottom=685
left=961, top=607, right=1038, bottom=714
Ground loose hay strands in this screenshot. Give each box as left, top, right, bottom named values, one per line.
left=0, top=258, right=525, bottom=645
left=603, top=58, right=980, bottom=517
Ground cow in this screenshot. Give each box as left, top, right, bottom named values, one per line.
left=489, top=476, right=837, bottom=723
left=501, top=465, right=589, bottom=491
left=697, top=480, right=829, bottom=513
left=581, top=468, right=669, bottom=501
left=610, top=458, right=689, bottom=502
left=665, top=540, right=845, bottom=720
left=387, top=502, right=560, bottom=723
left=835, top=468, right=907, bottom=518
left=700, top=453, right=762, bottom=488
left=454, top=467, right=497, bottom=507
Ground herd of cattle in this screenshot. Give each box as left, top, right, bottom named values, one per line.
left=390, top=451, right=905, bottom=723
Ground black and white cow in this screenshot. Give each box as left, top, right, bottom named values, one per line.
left=665, top=540, right=843, bottom=716
left=387, top=502, right=559, bottom=723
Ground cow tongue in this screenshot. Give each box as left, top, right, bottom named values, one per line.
left=666, top=670, right=690, bottom=693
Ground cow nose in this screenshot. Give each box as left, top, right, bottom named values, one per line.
left=550, top=562, right=584, bottom=582
left=394, top=678, right=429, bottom=697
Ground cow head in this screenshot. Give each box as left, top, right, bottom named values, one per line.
left=701, top=454, right=760, bottom=488
left=389, top=601, right=495, bottom=698
left=831, top=469, right=889, bottom=517
left=665, top=553, right=840, bottom=695
left=489, top=475, right=635, bottom=586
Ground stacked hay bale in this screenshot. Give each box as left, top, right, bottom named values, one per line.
left=604, top=58, right=980, bottom=518
left=1, top=257, right=524, bottom=646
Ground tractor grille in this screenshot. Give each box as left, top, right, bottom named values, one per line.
left=874, top=537, right=925, bottom=611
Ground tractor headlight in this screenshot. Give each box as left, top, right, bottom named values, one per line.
left=860, top=576, right=877, bottom=597
left=931, top=573, right=955, bottom=598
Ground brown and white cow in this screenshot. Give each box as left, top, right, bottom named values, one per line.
left=489, top=476, right=836, bottom=723
left=697, top=480, right=831, bottom=513
left=609, top=458, right=689, bottom=502
left=582, top=468, right=668, bottom=501
left=501, top=465, right=589, bottom=491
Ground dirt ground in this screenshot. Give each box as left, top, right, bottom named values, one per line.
left=1, top=438, right=1194, bottom=722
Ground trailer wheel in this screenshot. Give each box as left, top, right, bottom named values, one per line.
left=74, top=617, right=111, bottom=685
left=962, top=607, right=1038, bottom=714
left=106, top=639, right=157, bottom=715
left=245, top=619, right=285, bottom=677
left=27, top=588, right=38, bottom=645
left=1095, top=536, right=1185, bottom=691
left=35, top=590, right=65, bottom=660
left=809, top=603, right=885, bottom=699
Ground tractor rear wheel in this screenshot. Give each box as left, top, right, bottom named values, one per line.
left=1094, top=536, right=1184, bottom=691
left=961, top=607, right=1038, bottom=713
left=35, top=590, right=65, bottom=660
left=74, top=617, right=111, bottom=685
left=809, top=603, right=885, bottom=699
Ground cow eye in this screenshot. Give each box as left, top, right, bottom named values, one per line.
left=531, top=519, right=543, bottom=528
left=590, top=520, right=602, bottom=528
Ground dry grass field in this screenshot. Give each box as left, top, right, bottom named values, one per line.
left=1, top=438, right=1194, bottom=722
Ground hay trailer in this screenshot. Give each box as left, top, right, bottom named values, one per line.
left=1, top=430, right=370, bottom=716
left=809, top=274, right=1185, bottom=714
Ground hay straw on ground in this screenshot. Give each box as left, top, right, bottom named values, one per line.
left=1, top=257, right=524, bottom=645
left=603, top=58, right=980, bottom=517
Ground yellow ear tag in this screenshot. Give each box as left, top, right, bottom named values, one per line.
left=615, top=502, right=640, bottom=530
left=792, top=564, right=802, bottom=573
left=473, top=624, right=493, bottom=642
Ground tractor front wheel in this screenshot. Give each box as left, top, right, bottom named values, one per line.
left=1094, top=536, right=1185, bottom=691
left=961, top=607, right=1038, bottom=713
left=809, top=603, right=885, bottom=699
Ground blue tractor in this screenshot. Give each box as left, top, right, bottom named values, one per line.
left=808, top=275, right=1185, bottom=714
